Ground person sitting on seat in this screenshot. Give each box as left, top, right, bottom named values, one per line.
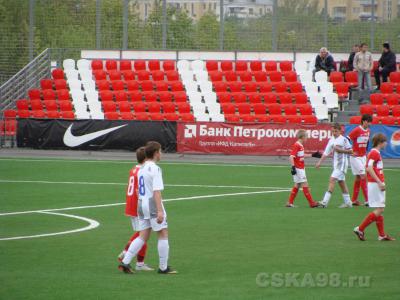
left=374, top=42, right=397, bottom=90
left=313, top=47, right=335, bottom=81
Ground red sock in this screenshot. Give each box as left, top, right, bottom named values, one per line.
left=360, top=178, right=368, bottom=203
left=137, top=243, right=148, bottom=263
left=302, top=186, right=315, bottom=206
left=124, top=231, right=140, bottom=251
left=375, top=215, right=385, bottom=237
left=352, top=178, right=361, bottom=202
left=288, top=187, right=299, bottom=204
left=359, top=212, right=377, bottom=232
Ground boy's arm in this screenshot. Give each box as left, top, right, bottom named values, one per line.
left=154, top=190, right=164, bottom=223
left=334, top=146, right=353, bottom=154
left=366, top=160, right=385, bottom=191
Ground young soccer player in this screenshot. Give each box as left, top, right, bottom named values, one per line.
left=286, top=129, right=320, bottom=208
left=117, top=147, right=154, bottom=271
left=119, top=141, right=177, bottom=274
left=348, top=114, right=372, bottom=206
left=353, top=134, right=395, bottom=241
left=316, top=123, right=353, bottom=208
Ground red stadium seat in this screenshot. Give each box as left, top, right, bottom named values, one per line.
left=32, top=110, right=46, bottom=119
left=274, top=82, right=287, bottom=93
left=128, top=91, right=143, bottom=102
left=173, top=92, right=187, bottom=102
left=137, top=70, right=151, bottom=81
left=209, top=71, right=223, bottom=82
left=270, top=115, right=286, bottom=124
left=248, top=94, right=262, bottom=104
left=103, top=102, right=117, bottom=113
left=330, top=71, right=344, bottom=83
left=349, top=116, right=361, bottom=124
left=267, top=104, right=281, bottom=115
left=241, top=114, right=257, bottom=123
left=106, top=60, right=118, bottom=71
left=263, top=93, right=277, bottom=104
left=224, top=71, right=237, bottom=82
left=122, top=70, right=136, bottom=81
left=3, top=109, right=17, bottom=119
left=228, top=82, right=242, bottom=93
left=221, top=103, right=236, bottom=114
left=259, top=82, right=273, bottom=93
left=279, top=61, right=293, bottom=72
left=232, top=93, right=247, bottom=103
left=387, top=94, right=399, bottom=106
left=257, top=115, right=271, bottom=123
left=244, top=82, right=257, bottom=93
left=214, top=82, right=228, bottom=93
left=225, top=114, right=240, bottom=122
left=111, top=80, right=125, bottom=91
left=42, top=89, right=56, bottom=100
left=51, top=68, right=64, bottom=80
left=298, top=104, right=313, bottom=115
left=253, top=103, right=267, bottom=115
left=158, top=91, right=173, bottom=103
left=221, top=61, right=233, bottom=71
left=283, top=71, right=297, bottom=82
left=283, top=104, right=297, bottom=115
left=335, top=83, right=350, bottom=98
left=57, top=89, right=70, bottom=101
left=360, top=104, right=375, bottom=115
left=91, top=60, right=103, bottom=70
left=286, top=115, right=302, bottom=124
left=149, top=113, right=164, bottom=121
left=148, top=60, right=161, bottom=71
left=40, top=79, right=53, bottom=90
left=372, top=116, right=383, bottom=124
left=118, top=101, right=131, bottom=113
left=97, top=80, right=110, bottom=91
left=44, top=100, right=58, bottom=112
left=237, top=103, right=251, bottom=114
left=206, top=60, right=219, bottom=72
left=177, top=102, right=191, bottom=114
left=254, top=71, right=268, bottom=82
left=115, top=91, right=128, bottom=102
left=152, top=70, right=165, bottom=81
left=141, top=80, right=154, bottom=91
left=60, top=111, right=75, bottom=119
left=166, top=71, right=180, bottom=81
left=162, top=60, right=175, bottom=71
left=165, top=113, right=180, bottom=121
left=288, top=82, right=303, bottom=93
left=156, top=83, right=169, bottom=94
left=105, top=112, right=120, bottom=120
left=120, top=60, right=132, bottom=71
left=109, top=70, right=122, bottom=81
left=143, top=91, right=157, bottom=102
left=28, top=89, right=41, bottom=100
left=127, top=80, right=140, bottom=91
left=30, top=100, right=43, bottom=111
left=16, top=99, right=29, bottom=111
left=250, top=61, right=262, bottom=72
left=147, top=102, right=161, bottom=113
left=269, top=71, right=282, bottom=82
left=180, top=113, right=195, bottom=122
left=218, top=92, right=232, bottom=103
left=389, top=71, right=400, bottom=83
left=59, top=101, right=73, bottom=112
left=121, top=112, right=135, bottom=120
left=345, top=71, right=358, bottom=88
left=235, top=61, right=248, bottom=72
left=279, top=93, right=293, bottom=105
left=162, top=102, right=176, bottom=113
left=134, top=61, right=146, bottom=71
left=135, top=112, right=150, bottom=121
left=370, top=94, right=384, bottom=105
left=380, top=82, right=394, bottom=94
left=93, top=70, right=107, bottom=81
left=265, top=61, right=278, bottom=72
left=376, top=105, right=390, bottom=117
left=18, top=110, right=31, bottom=118
left=239, top=71, right=253, bottom=82
left=302, top=115, right=318, bottom=124
left=47, top=111, right=61, bottom=119
left=54, top=79, right=68, bottom=90
left=381, top=116, right=396, bottom=125
left=392, top=106, right=400, bottom=117
left=132, top=102, right=146, bottom=113
left=99, top=90, right=114, bottom=102
left=170, top=81, right=184, bottom=92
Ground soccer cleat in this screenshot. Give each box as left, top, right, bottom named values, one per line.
left=158, top=266, right=178, bottom=275
left=352, top=201, right=361, bottom=206
left=338, top=203, right=352, bottom=208
left=285, top=203, right=297, bottom=208
left=135, top=264, right=154, bottom=271
left=317, top=201, right=327, bottom=208
left=310, top=202, right=322, bottom=208
left=117, top=251, right=125, bottom=262
left=364, top=202, right=369, bottom=207
left=118, top=262, right=135, bottom=274
left=353, top=226, right=366, bottom=241
left=378, top=235, right=395, bottom=241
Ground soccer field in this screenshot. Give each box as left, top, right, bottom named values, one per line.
left=0, top=157, right=399, bottom=300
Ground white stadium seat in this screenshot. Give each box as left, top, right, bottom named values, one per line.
left=63, top=59, right=75, bottom=70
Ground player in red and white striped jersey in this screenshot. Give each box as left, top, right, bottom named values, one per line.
left=117, top=147, right=154, bottom=271
left=286, top=129, right=320, bottom=208
left=348, top=114, right=372, bottom=206
left=353, top=134, right=395, bottom=241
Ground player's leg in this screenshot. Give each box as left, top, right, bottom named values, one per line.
left=118, top=231, right=140, bottom=262
left=359, top=173, right=369, bottom=205
left=152, top=217, right=177, bottom=274
left=320, top=176, right=336, bottom=207
left=352, top=175, right=361, bottom=205
left=301, top=182, right=319, bottom=208
left=120, top=227, right=152, bottom=273
left=338, top=180, right=352, bottom=207
left=286, top=183, right=300, bottom=207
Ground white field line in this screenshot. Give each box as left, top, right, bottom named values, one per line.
left=0, top=157, right=399, bottom=171
left=0, top=211, right=100, bottom=241
left=0, top=179, right=289, bottom=190
left=0, top=189, right=290, bottom=217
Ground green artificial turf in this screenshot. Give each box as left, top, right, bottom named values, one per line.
left=0, top=157, right=399, bottom=300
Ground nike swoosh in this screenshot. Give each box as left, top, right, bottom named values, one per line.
left=63, top=124, right=128, bottom=147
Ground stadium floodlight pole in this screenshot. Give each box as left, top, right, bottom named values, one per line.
left=28, top=0, right=35, bottom=62
left=370, top=0, right=375, bottom=51
left=323, top=0, right=328, bottom=48
left=272, top=0, right=277, bottom=52
left=219, top=0, right=224, bottom=50
left=162, top=0, right=167, bottom=49
left=122, top=0, right=129, bottom=50
left=96, top=0, right=101, bottom=49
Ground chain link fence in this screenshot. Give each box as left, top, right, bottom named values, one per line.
left=1, top=0, right=399, bottom=85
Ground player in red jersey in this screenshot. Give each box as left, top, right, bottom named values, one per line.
left=348, top=114, right=372, bottom=206
left=286, top=129, right=321, bottom=208
left=117, top=147, right=154, bottom=271
left=353, top=134, right=395, bottom=241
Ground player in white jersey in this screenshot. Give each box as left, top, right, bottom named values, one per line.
left=316, top=123, right=354, bottom=208
left=119, top=141, right=177, bottom=275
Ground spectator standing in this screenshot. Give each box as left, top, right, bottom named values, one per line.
left=354, top=43, right=373, bottom=92
left=374, top=42, right=396, bottom=90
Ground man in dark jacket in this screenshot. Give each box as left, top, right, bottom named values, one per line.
left=347, top=44, right=359, bottom=71
left=313, top=47, right=335, bottom=81
left=374, top=42, right=397, bottom=89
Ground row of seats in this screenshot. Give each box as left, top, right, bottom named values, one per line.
left=98, top=91, right=187, bottom=102
left=95, top=80, right=185, bottom=92
left=213, top=81, right=303, bottom=93
left=28, top=89, right=70, bottom=101
left=90, top=60, right=176, bottom=72
left=102, top=102, right=191, bottom=114
left=225, top=114, right=317, bottom=124
left=370, top=93, right=400, bottom=105
left=0, top=119, right=16, bottom=136
left=349, top=115, right=400, bottom=125
left=208, top=71, right=297, bottom=82
left=216, top=92, right=308, bottom=104
left=6, top=109, right=75, bottom=120
left=93, top=70, right=180, bottom=81
left=360, top=104, right=400, bottom=117
left=206, top=60, right=293, bottom=72
left=17, top=99, right=73, bottom=112
left=221, top=103, right=313, bottom=115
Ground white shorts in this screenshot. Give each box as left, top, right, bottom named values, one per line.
left=137, top=215, right=168, bottom=232
left=350, top=156, right=366, bottom=175
left=368, top=182, right=386, bottom=208
left=331, top=169, right=346, bottom=181
left=130, top=216, right=139, bottom=231
left=293, top=168, right=307, bottom=184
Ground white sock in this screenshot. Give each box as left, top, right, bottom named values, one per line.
left=322, top=191, right=332, bottom=206
left=158, top=239, right=169, bottom=271
left=136, top=261, right=144, bottom=267
left=343, top=193, right=351, bottom=205
left=122, top=238, right=145, bottom=265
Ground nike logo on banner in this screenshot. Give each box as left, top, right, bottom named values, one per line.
left=63, top=124, right=128, bottom=147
